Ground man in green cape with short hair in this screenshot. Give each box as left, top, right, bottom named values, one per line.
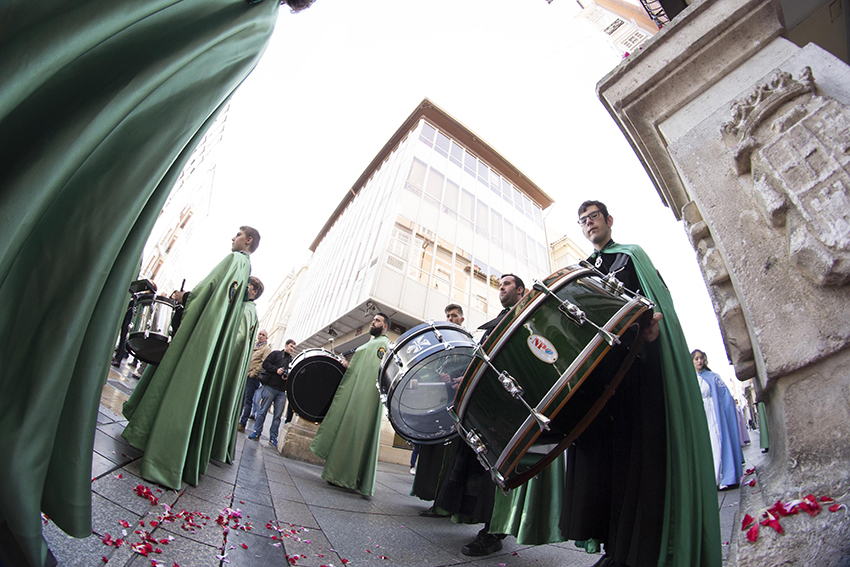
left=309, top=313, right=391, bottom=496
left=122, top=227, right=259, bottom=490
left=560, top=200, right=720, bottom=567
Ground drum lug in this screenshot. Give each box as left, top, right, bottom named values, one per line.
left=602, top=274, right=625, bottom=295
left=535, top=280, right=621, bottom=347
left=394, top=353, right=403, bottom=369
left=465, top=429, right=487, bottom=455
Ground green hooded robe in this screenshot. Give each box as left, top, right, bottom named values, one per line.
left=122, top=251, right=251, bottom=489
left=603, top=243, right=721, bottom=567
left=213, top=299, right=259, bottom=464
left=0, top=2, right=278, bottom=564
left=310, top=334, right=390, bottom=496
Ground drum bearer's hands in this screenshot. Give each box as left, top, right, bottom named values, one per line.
left=277, top=367, right=286, bottom=376
left=643, top=312, right=663, bottom=343
left=171, top=290, right=186, bottom=304
left=342, top=359, right=349, bottom=369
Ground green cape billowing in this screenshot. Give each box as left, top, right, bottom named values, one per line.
left=122, top=252, right=250, bottom=489
left=605, top=243, right=721, bottom=567
left=0, top=1, right=277, bottom=564
left=310, top=334, right=390, bottom=496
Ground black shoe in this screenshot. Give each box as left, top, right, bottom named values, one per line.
left=418, top=508, right=447, bottom=518
left=461, top=533, right=502, bottom=556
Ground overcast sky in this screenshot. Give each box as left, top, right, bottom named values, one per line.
left=175, top=0, right=741, bottom=388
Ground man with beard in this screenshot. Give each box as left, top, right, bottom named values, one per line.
left=435, top=275, right=525, bottom=556
left=561, top=200, right=720, bottom=567
left=309, top=313, right=391, bottom=496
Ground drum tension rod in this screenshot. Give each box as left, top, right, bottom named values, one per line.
left=473, top=346, right=552, bottom=432
left=532, top=280, right=621, bottom=347
left=427, top=320, right=453, bottom=349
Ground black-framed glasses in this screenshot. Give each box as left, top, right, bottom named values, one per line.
left=577, top=210, right=602, bottom=226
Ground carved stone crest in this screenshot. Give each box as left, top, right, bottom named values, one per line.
left=723, top=67, right=850, bottom=286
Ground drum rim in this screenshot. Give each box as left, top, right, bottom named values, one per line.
left=380, top=321, right=472, bottom=379
left=133, top=295, right=179, bottom=307
left=289, top=348, right=346, bottom=371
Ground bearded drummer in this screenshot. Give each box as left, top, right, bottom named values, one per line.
left=121, top=227, right=259, bottom=490
left=563, top=201, right=721, bottom=567
left=434, top=275, right=526, bottom=557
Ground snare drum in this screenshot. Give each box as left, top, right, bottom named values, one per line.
left=378, top=321, right=475, bottom=444
left=286, top=349, right=348, bottom=422
left=451, top=265, right=653, bottom=490
left=126, top=295, right=178, bottom=364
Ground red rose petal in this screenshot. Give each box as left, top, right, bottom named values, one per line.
left=241, top=543, right=248, bottom=549
left=747, top=479, right=757, bottom=487
left=746, top=523, right=759, bottom=542
left=829, top=504, right=844, bottom=512
left=741, top=513, right=755, bottom=530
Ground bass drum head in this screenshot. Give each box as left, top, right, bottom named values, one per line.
left=286, top=349, right=347, bottom=423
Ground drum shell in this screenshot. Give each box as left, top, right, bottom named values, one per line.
left=454, top=266, right=650, bottom=486
left=379, top=322, right=474, bottom=444
left=126, top=296, right=178, bottom=364
left=286, top=349, right=347, bottom=423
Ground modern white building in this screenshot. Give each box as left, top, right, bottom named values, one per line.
left=284, top=99, right=555, bottom=357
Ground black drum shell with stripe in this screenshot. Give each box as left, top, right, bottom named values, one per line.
left=286, top=349, right=347, bottom=423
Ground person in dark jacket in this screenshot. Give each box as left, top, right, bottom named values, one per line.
left=248, top=339, right=295, bottom=447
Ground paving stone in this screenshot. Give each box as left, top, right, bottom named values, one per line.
left=309, top=507, right=462, bottom=567
left=92, top=452, right=119, bottom=478
left=234, top=484, right=274, bottom=509
left=181, top=473, right=235, bottom=508
left=273, top=499, right=319, bottom=530
left=276, top=524, right=343, bottom=567
left=205, top=459, right=239, bottom=484
left=124, top=529, right=220, bottom=567
left=220, top=525, right=289, bottom=567
left=91, top=469, right=179, bottom=516
left=158, top=492, right=227, bottom=548
left=269, top=480, right=306, bottom=505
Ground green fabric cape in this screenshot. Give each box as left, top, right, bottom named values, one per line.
left=122, top=252, right=250, bottom=489
left=0, top=1, right=277, bottom=564
left=309, top=334, right=390, bottom=496
left=605, top=243, right=721, bottom=567
left=213, top=300, right=259, bottom=464
left=490, top=452, right=566, bottom=545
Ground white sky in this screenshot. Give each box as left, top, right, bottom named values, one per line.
left=178, top=0, right=741, bottom=388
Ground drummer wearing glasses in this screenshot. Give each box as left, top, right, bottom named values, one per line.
left=563, top=201, right=720, bottom=567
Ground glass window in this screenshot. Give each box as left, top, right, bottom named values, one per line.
left=460, top=189, right=474, bottom=222
left=503, top=220, right=514, bottom=251
left=514, top=187, right=524, bottom=214
left=435, top=132, right=450, bottom=158
left=464, top=150, right=477, bottom=176
left=490, top=210, right=502, bottom=241
left=444, top=179, right=459, bottom=213
left=425, top=168, right=444, bottom=201
left=420, top=123, right=436, bottom=147
left=477, top=162, right=490, bottom=186
left=523, top=194, right=534, bottom=219
left=406, top=158, right=427, bottom=195
left=502, top=178, right=513, bottom=205
left=533, top=206, right=543, bottom=226
left=476, top=200, right=489, bottom=233
left=516, top=227, right=527, bottom=258
left=450, top=141, right=464, bottom=167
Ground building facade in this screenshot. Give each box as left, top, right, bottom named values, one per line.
left=287, top=99, right=555, bottom=354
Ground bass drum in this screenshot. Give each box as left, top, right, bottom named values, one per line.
left=379, top=321, right=476, bottom=444
left=286, top=349, right=347, bottom=423
left=126, top=295, right=178, bottom=364
left=451, top=265, right=654, bottom=490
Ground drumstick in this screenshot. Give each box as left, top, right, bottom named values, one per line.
left=180, top=279, right=185, bottom=292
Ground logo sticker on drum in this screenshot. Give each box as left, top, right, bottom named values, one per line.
left=377, top=347, right=386, bottom=360
left=527, top=334, right=558, bottom=364
left=406, top=337, right=432, bottom=354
